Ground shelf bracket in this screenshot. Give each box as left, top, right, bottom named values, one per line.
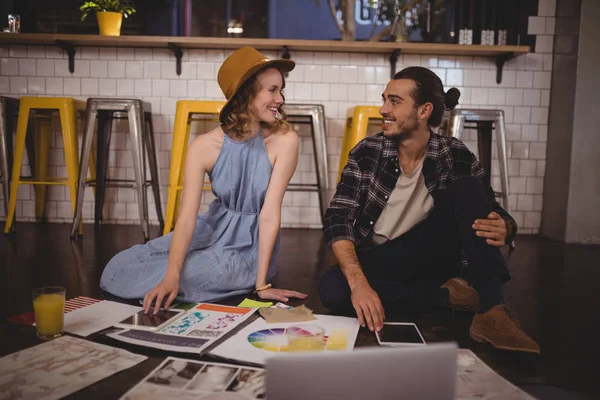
left=168, top=43, right=183, bottom=76
left=55, top=40, right=76, bottom=74
left=495, top=52, right=514, bottom=84
left=389, top=49, right=402, bottom=79
left=281, top=45, right=291, bottom=77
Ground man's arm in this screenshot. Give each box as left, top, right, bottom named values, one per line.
left=323, top=148, right=385, bottom=332
left=331, top=240, right=385, bottom=332
left=465, top=146, right=518, bottom=244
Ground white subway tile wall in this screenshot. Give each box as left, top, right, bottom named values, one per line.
left=0, top=4, right=553, bottom=234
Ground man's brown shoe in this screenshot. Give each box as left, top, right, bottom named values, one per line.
left=440, top=278, right=479, bottom=312
left=470, top=304, right=541, bottom=354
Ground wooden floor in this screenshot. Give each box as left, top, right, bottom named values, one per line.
left=1, top=223, right=599, bottom=398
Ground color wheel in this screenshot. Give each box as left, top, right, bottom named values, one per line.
left=247, top=327, right=349, bottom=352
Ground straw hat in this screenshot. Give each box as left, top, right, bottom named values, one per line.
left=217, top=46, right=295, bottom=123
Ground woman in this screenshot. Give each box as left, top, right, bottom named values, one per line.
left=100, top=46, right=307, bottom=314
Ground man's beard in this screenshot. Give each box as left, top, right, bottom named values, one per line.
left=383, top=107, right=419, bottom=140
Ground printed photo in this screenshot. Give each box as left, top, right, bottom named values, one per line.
left=146, top=359, right=204, bottom=389
left=188, top=329, right=223, bottom=338
left=227, top=369, right=266, bottom=399
left=185, top=364, right=238, bottom=392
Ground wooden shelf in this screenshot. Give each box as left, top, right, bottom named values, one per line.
left=0, top=34, right=529, bottom=83
left=0, top=33, right=529, bottom=56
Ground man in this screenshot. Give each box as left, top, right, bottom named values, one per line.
left=319, top=66, right=540, bottom=354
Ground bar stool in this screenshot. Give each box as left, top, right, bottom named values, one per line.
left=4, top=97, right=89, bottom=233
left=70, top=98, right=163, bottom=241
left=164, top=101, right=331, bottom=234
left=284, top=104, right=329, bottom=222
left=1, top=97, right=25, bottom=219
left=440, top=109, right=510, bottom=212
left=163, top=100, right=224, bottom=235
left=337, top=106, right=382, bottom=182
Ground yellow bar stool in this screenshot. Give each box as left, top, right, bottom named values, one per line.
left=337, top=106, right=382, bottom=182
left=163, top=100, right=225, bottom=235
left=3, top=97, right=93, bottom=233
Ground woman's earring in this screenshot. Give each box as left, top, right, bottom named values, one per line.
left=276, top=110, right=282, bottom=120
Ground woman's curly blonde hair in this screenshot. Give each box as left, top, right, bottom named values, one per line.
left=220, top=66, right=290, bottom=137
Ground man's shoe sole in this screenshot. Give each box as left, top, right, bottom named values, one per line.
left=469, top=331, right=541, bottom=354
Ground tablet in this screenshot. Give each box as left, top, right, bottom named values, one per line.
left=114, top=309, right=184, bottom=332
left=375, top=322, right=426, bottom=347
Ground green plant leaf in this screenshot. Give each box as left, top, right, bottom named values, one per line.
left=79, top=0, right=136, bottom=20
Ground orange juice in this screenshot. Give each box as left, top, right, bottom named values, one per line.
left=32, top=288, right=65, bottom=339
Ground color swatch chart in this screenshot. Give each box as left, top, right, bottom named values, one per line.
left=247, top=327, right=349, bottom=352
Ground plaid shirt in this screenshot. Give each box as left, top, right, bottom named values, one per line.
left=324, top=132, right=517, bottom=255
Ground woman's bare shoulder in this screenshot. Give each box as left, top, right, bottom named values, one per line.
left=266, top=127, right=299, bottom=148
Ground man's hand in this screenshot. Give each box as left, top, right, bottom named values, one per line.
left=472, top=212, right=509, bottom=247
left=350, top=281, right=385, bottom=332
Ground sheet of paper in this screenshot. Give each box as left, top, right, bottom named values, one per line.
left=238, top=298, right=273, bottom=308
left=456, top=349, right=535, bottom=399
left=0, top=335, right=147, bottom=400
left=64, top=300, right=141, bottom=337
left=120, top=356, right=266, bottom=400
left=108, top=303, right=257, bottom=354
left=209, top=314, right=360, bottom=366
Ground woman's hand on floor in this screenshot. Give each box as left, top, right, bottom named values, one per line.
left=143, top=274, right=180, bottom=314
left=257, top=288, right=307, bottom=302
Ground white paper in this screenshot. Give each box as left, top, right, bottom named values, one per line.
left=64, top=300, right=141, bottom=337
left=456, top=349, right=535, bottom=399
left=209, top=314, right=360, bottom=366
left=0, top=335, right=147, bottom=400
left=121, top=356, right=266, bottom=400
left=108, top=303, right=257, bottom=354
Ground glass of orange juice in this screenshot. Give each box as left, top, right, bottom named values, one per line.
left=32, top=286, right=65, bottom=340
left=286, top=325, right=325, bottom=352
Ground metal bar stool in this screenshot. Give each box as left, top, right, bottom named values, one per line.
left=4, top=97, right=89, bottom=233
left=1, top=98, right=37, bottom=220
left=441, top=109, right=510, bottom=213
left=337, top=106, right=382, bottom=182
left=70, top=98, right=163, bottom=241
left=285, top=104, right=329, bottom=222
left=164, top=100, right=225, bottom=235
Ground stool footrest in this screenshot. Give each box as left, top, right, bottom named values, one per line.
left=287, top=185, right=322, bottom=192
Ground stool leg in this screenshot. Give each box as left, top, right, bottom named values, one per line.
left=70, top=106, right=97, bottom=238
left=145, top=113, right=165, bottom=230
left=164, top=107, right=190, bottom=235
left=495, top=113, right=510, bottom=212
left=476, top=121, right=493, bottom=188
left=4, top=103, right=31, bottom=233
left=33, top=116, right=51, bottom=221
left=94, top=110, right=113, bottom=225
left=128, top=103, right=150, bottom=241
left=448, top=113, right=465, bottom=139
left=60, top=100, right=82, bottom=228
left=0, top=101, right=10, bottom=217
left=310, top=107, right=329, bottom=224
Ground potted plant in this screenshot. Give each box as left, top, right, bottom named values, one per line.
left=80, top=0, right=136, bottom=36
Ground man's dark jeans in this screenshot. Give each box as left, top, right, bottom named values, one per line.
left=319, top=176, right=510, bottom=313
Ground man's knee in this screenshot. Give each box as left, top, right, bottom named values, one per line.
left=447, top=176, right=490, bottom=210
left=319, top=265, right=352, bottom=311
left=451, top=176, right=486, bottom=193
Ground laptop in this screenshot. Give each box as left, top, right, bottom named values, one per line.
left=266, top=342, right=457, bottom=400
